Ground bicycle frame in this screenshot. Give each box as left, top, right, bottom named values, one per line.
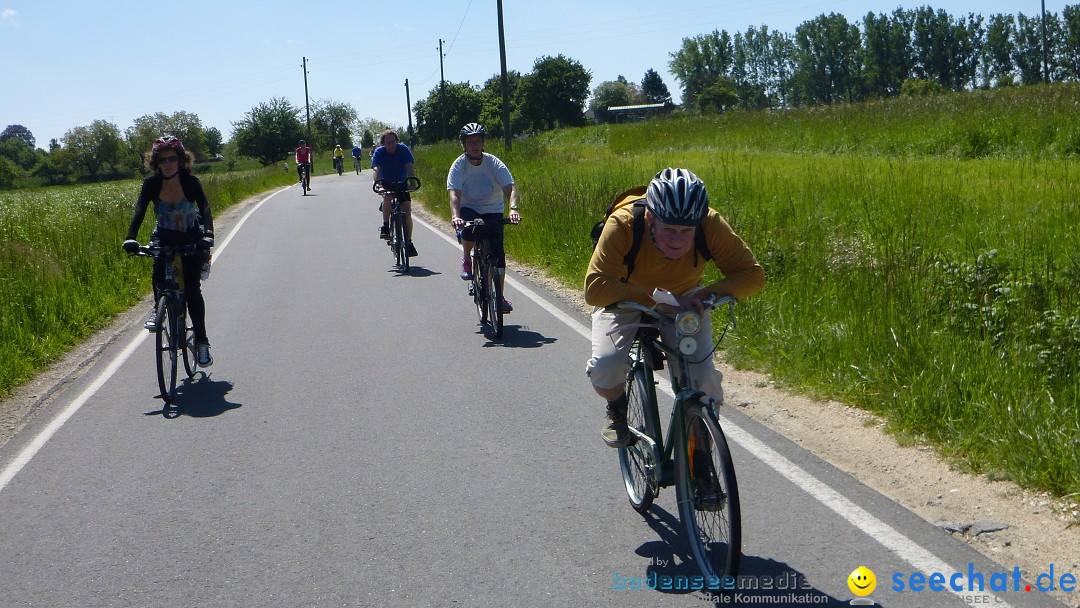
left=463, top=217, right=514, bottom=339
left=373, top=177, right=421, bottom=271
left=616, top=296, right=736, bottom=490
left=131, top=241, right=209, bottom=403
left=300, top=163, right=310, bottom=194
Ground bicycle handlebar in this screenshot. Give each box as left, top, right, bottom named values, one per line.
left=617, top=293, right=735, bottom=320
left=129, top=241, right=211, bottom=259
left=372, top=176, right=421, bottom=195
left=462, top=217, right=518, bottom=227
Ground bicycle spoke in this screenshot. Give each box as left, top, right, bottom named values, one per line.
left=676, top=404, right=741, bottom=581
left=619, top=359, right=657, bottom=512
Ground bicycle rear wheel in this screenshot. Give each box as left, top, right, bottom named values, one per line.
left=675, top=402, right=741, bottom=581
left=618, top=355, right=658, bottom=513
left=486, top=264, right=503, bottom=339
left=182, top=320, right=198, bottom=377
left=154, top=297, right=179, bottom=404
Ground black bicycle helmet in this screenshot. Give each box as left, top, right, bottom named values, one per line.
left=459, top=122, right=485, bottom=141
left=645, top=168, right=710, bottom=226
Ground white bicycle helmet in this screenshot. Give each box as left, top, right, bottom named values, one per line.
left=645, top=168, right=710, bottom=226
left=459, top=122, right=485, bottom=141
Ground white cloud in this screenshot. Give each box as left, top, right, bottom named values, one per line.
left=2, top=9, right=17, bottom=27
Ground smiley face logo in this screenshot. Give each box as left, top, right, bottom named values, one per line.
left=847, top=566, right=876, bottom=596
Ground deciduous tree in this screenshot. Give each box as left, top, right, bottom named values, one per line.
left=63, top=120, right=123, bottom=179
left=413, top=81, right=483, bottom=143
left=0, top=124, right=35, bottom=149
left=231, top=98, right=304, bottom=166
left=514, top=55, right=591, bottom=132
left=589, top=76, right=640, bottom=123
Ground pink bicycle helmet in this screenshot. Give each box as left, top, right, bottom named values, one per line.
left=153, top=135, right=185, bottom=154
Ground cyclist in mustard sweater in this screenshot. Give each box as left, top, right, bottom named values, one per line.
left=585, top=168, right=765, bottom=447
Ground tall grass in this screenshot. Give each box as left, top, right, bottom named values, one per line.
left=0, top=167, right=296, bottom=395
left=415, top=86, right=1079, bottom=496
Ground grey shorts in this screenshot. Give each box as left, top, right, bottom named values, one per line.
left=585, top=304, right=725, bottom=403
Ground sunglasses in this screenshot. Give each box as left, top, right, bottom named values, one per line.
left=158, top=155, right=179, bottom=163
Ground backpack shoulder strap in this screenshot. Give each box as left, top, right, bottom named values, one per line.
left=623, top=202, right=647, bottom=283
left=694, top=225, right=712, bottom=266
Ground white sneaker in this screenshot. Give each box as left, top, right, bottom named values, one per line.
left=144, top=307, right=158, bottom=331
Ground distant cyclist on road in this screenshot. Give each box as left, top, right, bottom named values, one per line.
left=333, top=144, right=345, bottom=174
left=295, top=139, right=312, bottom=191
left=351, top=143, right=364, bottom=172
left=122, top=136, right=216, bottom=367
left=447, top=122, right=521, bottom=313
left=372, top=129, right=418, bottom=257
left=585, top=168, right=765, bottom=447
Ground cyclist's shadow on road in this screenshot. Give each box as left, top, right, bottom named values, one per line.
left=636, top=505, right=846, bottom=606
left=144, top=374, right=242, bottom=419
left=481, top=324, right=557, bottom=348
left=386, top=266, right=440, bottom=278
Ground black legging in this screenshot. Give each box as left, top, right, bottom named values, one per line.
left=152, top=254, right=208, bottom=343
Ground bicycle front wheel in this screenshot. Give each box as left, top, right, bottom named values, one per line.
left=618, top=358, right=658, bottom=513
left=154, top=297, right=179, bottom=404
left=472, top=254, right=487, bottom=326
left=675, top=403, right=741, bottom=581
left=394, top=213, right=409, bottom=271
left=486, top=265, right=503, bottom=339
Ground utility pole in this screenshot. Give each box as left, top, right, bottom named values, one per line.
left=405, top=79, right=415, bottom=145
left=438, top=39, right=447, bottom=141
left=1041, top=0, right=1049, bottom=83
left=302, top=57, right=312, bottom=143
left=497, top=0, right=512, bottom=150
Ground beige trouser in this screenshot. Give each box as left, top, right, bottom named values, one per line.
left=585, top=304, right=725, bottom=404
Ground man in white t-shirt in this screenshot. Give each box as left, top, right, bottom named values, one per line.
left=447, top=122, right=521, bottom=313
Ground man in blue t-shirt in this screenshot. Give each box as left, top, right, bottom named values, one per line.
left=371, top=129, right=417, bottom=256
left=351, top=144, right=363, bottom=172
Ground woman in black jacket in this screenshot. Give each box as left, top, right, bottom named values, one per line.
left=122, top=136, right=215, bottom=366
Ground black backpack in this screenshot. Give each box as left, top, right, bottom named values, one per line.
left=591, top=186, right=712, bottom=283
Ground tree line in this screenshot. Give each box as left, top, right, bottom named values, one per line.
left=4, top=4, right=1078, bottom=188
left=0, top=114, right=225, bottom=188
left=670, top=4, right=1080, bottom=112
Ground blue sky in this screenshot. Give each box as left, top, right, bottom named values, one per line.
left=0, top=0, right=1068, bottom=148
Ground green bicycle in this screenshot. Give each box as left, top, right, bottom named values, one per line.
left=612, top=293, right=741, bottom=583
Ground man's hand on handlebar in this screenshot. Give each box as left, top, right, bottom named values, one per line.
left=656, top=292, right=705, bottom=316
left=451, top=216, right=465, bottom=230
left=122, top=239, right=139, bottom=254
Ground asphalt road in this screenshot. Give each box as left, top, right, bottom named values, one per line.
left=0, top=172, right=1069, bottom=607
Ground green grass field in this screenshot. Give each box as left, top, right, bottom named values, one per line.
left=415, top=84, right=1080, bottom=498
left=3, top=86, right=1078, bottom=498
left=0, top=167, right=297, bottom=395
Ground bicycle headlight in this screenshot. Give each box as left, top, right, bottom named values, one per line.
left=676, top=311, right=701, bottom=336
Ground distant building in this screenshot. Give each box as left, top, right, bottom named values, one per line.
left=606, top=103, right=669, bottom=123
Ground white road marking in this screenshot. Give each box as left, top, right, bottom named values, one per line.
left=0, top=203, right=1022, bottom=607
left=0, top=187, right=286, bottom=494
left=420, top=213, right=1014, bottom=608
